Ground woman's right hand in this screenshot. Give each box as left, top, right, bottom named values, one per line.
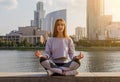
left=35, top=50, right=42, bottom=58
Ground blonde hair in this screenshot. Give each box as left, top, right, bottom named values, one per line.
left=53, top=18, right=69, bottom=38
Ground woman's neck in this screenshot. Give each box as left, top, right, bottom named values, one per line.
left=57, top=33, right=64, bottom=38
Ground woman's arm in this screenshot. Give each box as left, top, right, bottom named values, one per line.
left=44, top=38, right=52, bottom=58
left=34, top=38, right=52, bottom=59
left=68, top=38, right=84, bottom=60
left=68, top=38, right=75, bottom=60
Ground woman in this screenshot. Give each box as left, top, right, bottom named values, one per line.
left=35, top=18, right=84, bottom=76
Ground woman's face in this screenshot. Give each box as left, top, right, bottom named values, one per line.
left=56, top=21, right=65, bottom=33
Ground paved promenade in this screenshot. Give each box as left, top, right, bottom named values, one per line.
left=0, top=72, right=120, bottom=82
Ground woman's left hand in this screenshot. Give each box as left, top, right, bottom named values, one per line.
left=76, top=52, right=84, bottom=60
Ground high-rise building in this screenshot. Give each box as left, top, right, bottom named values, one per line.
left=31, top=20, right=35, bottom=27
left=87, top=0, right=112, bottom=40
left=75, top=27, right=86, bottom=41
left=87, top=0, right=103, bottom=40
left=34, top=2, right=45, bottom=30
left=106, top=22, right=120, bottom=40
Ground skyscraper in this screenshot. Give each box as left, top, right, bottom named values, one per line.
left=34, top=2, right=45, bottom=30
left=87, top=0, right=103, bottom=40
left=87, top=0, right=112, bottom=40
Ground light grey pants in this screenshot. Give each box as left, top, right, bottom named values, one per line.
left=39, top=57, right=80, bottom=74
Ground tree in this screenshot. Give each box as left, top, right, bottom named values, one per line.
left=20, top=38, right=30, bottom=47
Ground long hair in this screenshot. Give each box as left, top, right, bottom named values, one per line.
left=53, top=19, right=68, bottom=38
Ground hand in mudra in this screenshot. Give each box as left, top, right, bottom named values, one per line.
left=35, top=50, right=42, bottom=58
left=76, top=52, right=84, bottom=60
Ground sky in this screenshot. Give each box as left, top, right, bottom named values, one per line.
left=0, top=0, right=120, bottom=35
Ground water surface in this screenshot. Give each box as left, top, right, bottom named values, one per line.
left=0, top=50, right=120, bottom=72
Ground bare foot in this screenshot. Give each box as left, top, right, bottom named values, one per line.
left=62, top=70, right=66, bottom=76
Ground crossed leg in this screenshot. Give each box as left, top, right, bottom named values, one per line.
left=39, top=57, right=81, bottom=76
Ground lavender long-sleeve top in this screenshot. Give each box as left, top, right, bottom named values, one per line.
left=44, top=37, right=75, bottom=63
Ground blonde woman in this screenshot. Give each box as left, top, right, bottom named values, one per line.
left=35, top=19, right=84, bottom=76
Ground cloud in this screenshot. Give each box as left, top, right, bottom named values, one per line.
left=0, top=0, right=18, bottom=10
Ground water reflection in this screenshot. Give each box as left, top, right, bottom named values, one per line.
left=77, top=51, right=120, bottom=72
left=0, top=50, right=45, bottom=72
left=0, top=50, right=120, bottom=72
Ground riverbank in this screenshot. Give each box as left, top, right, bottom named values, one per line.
left=0, top=47, right=45, bottom=50
left=1, top=47, right=120, bottom=51
left=76, top=47, right=120, bottom=51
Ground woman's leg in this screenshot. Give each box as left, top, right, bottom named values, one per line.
left=59, top=58, right=81, bottom=75
left=39, top=57, right=63, bottom=75
left=60, top=57, right=81, bottom=71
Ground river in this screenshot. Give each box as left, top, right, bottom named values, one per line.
left=0, top=50, right=120, bottom=72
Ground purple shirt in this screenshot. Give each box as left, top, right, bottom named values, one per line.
left=44, top=37, right=75, bottom=63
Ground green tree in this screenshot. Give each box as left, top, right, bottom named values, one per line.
left=20, top=39, right=30, bottom=47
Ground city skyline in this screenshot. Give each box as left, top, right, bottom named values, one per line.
left=0, top=0, right=120, bottom=35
